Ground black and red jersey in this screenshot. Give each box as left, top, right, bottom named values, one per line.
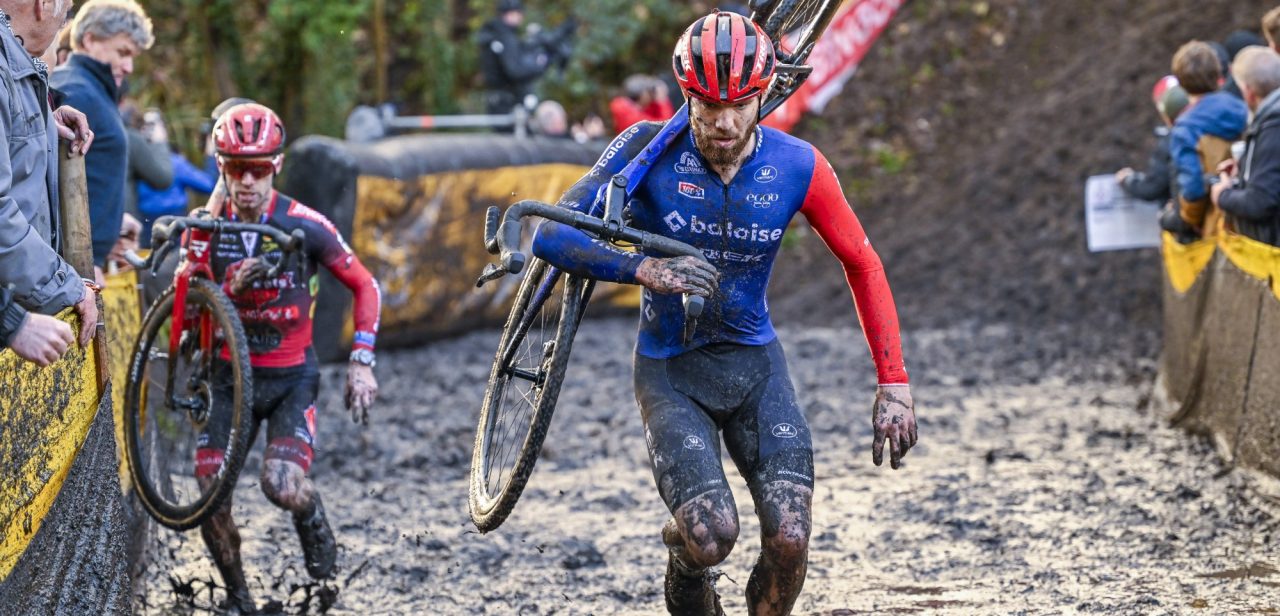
left=211, top=191, right=380, bottom=368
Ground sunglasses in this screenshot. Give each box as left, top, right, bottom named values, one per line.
left=221, top=158, right=277, bottom=181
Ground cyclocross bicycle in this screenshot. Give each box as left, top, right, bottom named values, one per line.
left=123, top=214, right=305, bottom=530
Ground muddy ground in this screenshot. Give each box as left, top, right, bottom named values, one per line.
left=134, top=317, right=1280, bottom=615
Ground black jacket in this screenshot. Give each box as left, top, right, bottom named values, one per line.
left=0, top=285, right=29, bottom=349
left=1220, top=88, right=1280, bottom=246
left=1121, top=127, right=1173, bottom=203
left=476, top=18, right=550, bottom=113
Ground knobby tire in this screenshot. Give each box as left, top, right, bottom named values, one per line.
left=124, top=277, right=254, bottom=531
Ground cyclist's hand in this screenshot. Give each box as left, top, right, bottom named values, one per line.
left=871, top=384, right=916, bottom=470
left=228, top=258, right=270, bottom=295
left=1114, top=168, right=1133, bottom=185
left=345, top=363, right=378, bottom=425
left=10, top=312, right=75, bottom=366
left=635, top=256, right=718, bottom=297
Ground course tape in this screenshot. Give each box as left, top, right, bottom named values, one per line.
left=1159, top=229, right=1280, bottom=475
left=0, top=308, right=100, bottom=582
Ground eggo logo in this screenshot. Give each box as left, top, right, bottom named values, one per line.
left=746, top=193, right=780, bottom=208
left=754, top=166, right=779, bottom=183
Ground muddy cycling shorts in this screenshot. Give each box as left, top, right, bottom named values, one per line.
left=633, top=339, right=814, bottom=512
left=196, top=351, right=321, bottom=478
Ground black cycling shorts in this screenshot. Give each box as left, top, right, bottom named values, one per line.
left=633, top=339, right=814, bottom=512
left=195, top=351, right=321, bottom=478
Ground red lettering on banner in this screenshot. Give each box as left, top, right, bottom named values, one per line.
left=763, top=0, right=903, bottom=132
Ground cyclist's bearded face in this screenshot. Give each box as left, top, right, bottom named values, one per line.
left=222, top=157, right=277, bottom=214
left=691, top=96, right=760, bottom=168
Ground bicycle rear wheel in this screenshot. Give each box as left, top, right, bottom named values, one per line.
left=470, top=258, right=587, bottom=532
left=755, top=0, right=839, bottom=59
left=123, top=277, right=254, bottom=530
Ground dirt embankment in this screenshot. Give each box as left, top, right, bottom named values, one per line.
left=772, top=0, right=1271, bottom=334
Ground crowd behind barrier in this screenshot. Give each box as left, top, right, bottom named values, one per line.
left=1124, top=7, right=1280, bottom=481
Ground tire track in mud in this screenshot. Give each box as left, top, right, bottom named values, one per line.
left=137, top=319, right=1280, bottom=614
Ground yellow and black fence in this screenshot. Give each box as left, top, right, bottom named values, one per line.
left=1158, top=230, right=1280, bottom=475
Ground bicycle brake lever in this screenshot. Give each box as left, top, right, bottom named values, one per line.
left=475, top=262, right=508, bottom=288
left=682, top=294, right=704, bottom=345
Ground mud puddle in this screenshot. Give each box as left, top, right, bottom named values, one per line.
left=135, top=319, right=1280, bottom=614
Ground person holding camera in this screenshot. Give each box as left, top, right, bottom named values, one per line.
left=609, top=74, right=675, bottom=134
left=1212, top=46, right=1280, bottom=246
left=476, top=0, right=575, bottom=116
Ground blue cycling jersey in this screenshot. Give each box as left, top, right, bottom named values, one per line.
left=532, top=121, right=818, bottom=358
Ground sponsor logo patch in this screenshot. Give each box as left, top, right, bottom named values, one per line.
left=746, top=193, right=781, bottom=208
left=678, top=182, right=705, bottom=200
left=754, top=165, right=779, bottom=183
left=688, top=216, right=784, bottom=243
left=772, top=423, right=799, bottom=439
left=683, top=435, right=707, bottom=450
left=674, top=152, right=706, bottom=175
left=663, top=210, right=688, bottom=232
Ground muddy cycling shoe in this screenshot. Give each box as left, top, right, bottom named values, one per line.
left=664, top=549, right=725, bottom=616
left=218, top=585, right=258, bottom=615
left=293, top=496, right=337, bottom=579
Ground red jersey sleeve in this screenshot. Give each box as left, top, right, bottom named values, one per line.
left=799, top=148, right=908, bottom=384
left=290, top=201, right=382, bottom=352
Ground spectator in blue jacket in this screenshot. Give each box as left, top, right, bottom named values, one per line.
left=50, top=0, right=153, bottom=280
left=1213, top=47, right=1280, bottom=246
left=135, top=109, right=215, bottom=245
left=1161, top=41, right=1249, bottom=240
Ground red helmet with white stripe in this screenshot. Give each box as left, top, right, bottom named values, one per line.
left=213, top=103, right=286, bottom=158
left=672, top=11, right=776, bottom=104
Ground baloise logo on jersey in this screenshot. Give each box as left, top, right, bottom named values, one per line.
left=663, top=210, right=784, bottom=246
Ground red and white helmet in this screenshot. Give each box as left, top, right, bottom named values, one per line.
left=213, top=103, right=286, bottom=159
left=672, top=11, right=776, bottom=104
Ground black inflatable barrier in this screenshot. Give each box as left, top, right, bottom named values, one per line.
left=281, top=134, right=609, bottom=362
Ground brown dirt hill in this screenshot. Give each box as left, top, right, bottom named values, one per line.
left=771, top=0, right=1272, bottom=334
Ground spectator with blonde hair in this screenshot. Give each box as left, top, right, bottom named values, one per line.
left=1263, top=6, right=1280, bottom=54
left=50, top=0, right=154, bottom=281
left=1212, top=47, right=1280, bottom=245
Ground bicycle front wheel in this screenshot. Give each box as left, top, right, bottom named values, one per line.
left=470, top=258, right=587, bottom=532
left=123, top=277, right=254, bottom=530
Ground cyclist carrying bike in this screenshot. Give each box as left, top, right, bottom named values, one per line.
left=531, top=12, right=916, bottom=615
left=195, top=103, right=382, bottom=613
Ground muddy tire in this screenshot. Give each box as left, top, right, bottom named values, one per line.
left=752, top=0, right=843, bottom=117
left=470, top=259, right=587, bottom=532
left=124, top=277, right=254, bottom=531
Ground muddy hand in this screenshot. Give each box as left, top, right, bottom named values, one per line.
left=228, top=258, right=270, bottom=295
left=634, top=256, right=719, bottom=297
left=345, top=363, right=378, bottom=425
left=871, top=384, right=917, bottom=469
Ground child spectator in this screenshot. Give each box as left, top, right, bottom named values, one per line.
left=1161, top=41, right=1249, bottom=240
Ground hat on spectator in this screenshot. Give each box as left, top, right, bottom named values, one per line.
left=496, top=0, right=524, bottom=14
left=1152, top=75, right=1190, bottom=121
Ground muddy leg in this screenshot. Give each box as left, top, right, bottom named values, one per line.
left=261, top=458, right=335, bottom=579
left=197, top=477, right=255, bottom=612
left=663, top=489, right=738, bottom=615
left=746, top=481, right=812, bottom=616
left=260, top=459, right=316, bottom=514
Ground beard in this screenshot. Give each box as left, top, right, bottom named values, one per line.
left=692, top=118, right=756, bottom=168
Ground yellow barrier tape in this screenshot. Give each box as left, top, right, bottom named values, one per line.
left=348, top=164, right=640, bottom=343
left=0, top=308, right=101, bottom=582
left=103, top=268, right=141, bottom=493
left=1161, top=231, right=1217, bottom=294
left=1219, top=231, right=1280, bottom=300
